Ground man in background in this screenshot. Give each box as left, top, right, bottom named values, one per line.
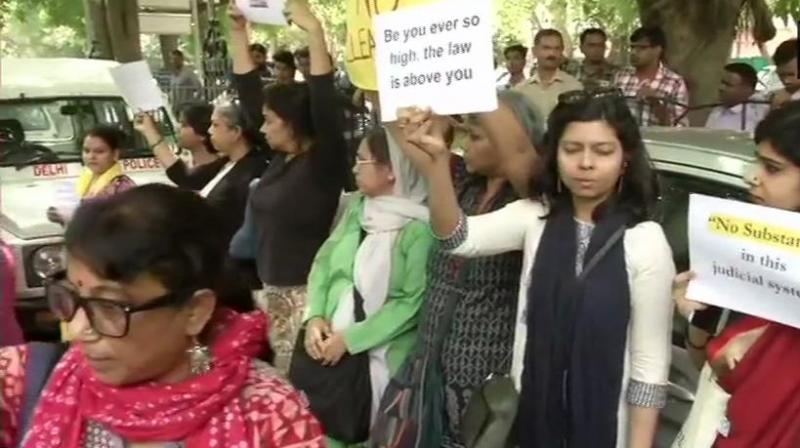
left=769, top=38, right=799, bottom=109
left=496, top=44, right=528, bottom=90
left=706, top=63, right=768, bottom=132
left=272, top=50, right=297, bottom=85
left=294, top=47, right=311, bottom=81
left=569, top=28, right=618, bottom=89
left=615, top=26, right=689, bottom=126
left=515, top=29, right=582, bottom=119
left=249, top=43, right=273, bottom=81
left=169, top=50, right=203, bottom=114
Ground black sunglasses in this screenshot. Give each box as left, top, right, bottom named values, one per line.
left=558, top=87, right=625, bottom=105
left=46, top=271, right=189, bottom=338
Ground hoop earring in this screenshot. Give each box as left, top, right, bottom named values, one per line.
left=187, top=337, right=213, bottom=375
left=557, top=178, right=563, bottom=194
left=617, top=178, right=624, bottom=194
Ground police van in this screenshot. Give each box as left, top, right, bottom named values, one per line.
left=0, top=58, right=175, bottom=332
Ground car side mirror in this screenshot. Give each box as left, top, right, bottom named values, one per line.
left=0, top=119, right=25, bottom=144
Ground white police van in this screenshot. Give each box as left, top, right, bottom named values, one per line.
left=0, top=58, right=175, bottom=329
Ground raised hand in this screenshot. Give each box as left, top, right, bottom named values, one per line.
left=227, top=2, right=248, bottom=32
left=284, top=0, right=321, bottom=32
left=397, top=107, right=450, bottom=176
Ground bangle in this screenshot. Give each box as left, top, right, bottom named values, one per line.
left=149, top=138, right=165, bottom=150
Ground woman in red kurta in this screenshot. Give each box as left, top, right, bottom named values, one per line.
left=675, top=102, right=800, bottom=448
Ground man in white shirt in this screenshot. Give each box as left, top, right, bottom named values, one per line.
left=515, top=29, right=582, bottom=119
left=706, top=63, right=768, bottom=132
left=496, top=44, right=528, bottom=90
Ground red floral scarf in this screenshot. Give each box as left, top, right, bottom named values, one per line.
left=22, top=309, right=268, bottom=447
left=708, top=316, right=800, bottom=448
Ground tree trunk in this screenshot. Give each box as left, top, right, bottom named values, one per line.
left=83, top=0, right=113, bottom=59
left=105, top=0, right=142, bottom=62
left=636, top=0, right=775, bottom=125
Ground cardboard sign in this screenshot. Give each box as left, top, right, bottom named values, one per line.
left=109, top=61, right=166, bottom=112
left=373, top=0, right=496, bottom=121
left=344, top=0, right=435, bottom=91
left=236, top=0, right=288, bottom=26
left=688, top=193, right=800, bottom=329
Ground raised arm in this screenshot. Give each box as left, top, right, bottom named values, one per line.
left=399, top=109, right=531, bottom=256
left=286, top=0, right=347, bottom=183
left=228, top=4, right=266, bottom=134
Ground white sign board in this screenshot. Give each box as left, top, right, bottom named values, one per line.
left=688, top=193, right=800, bottom=329
left=109, top=61, right=166, bottom=112
left=373, top=0, right=496, bottom=122
left=236, top=0, right=288, bottom=26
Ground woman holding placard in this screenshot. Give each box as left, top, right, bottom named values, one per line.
left=228, top=0, right=350, bottom=374
left=674, top=102, right=800, bottom=448
left=399, top=88, right=674, bottom=448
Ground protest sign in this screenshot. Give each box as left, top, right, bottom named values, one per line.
left=108, top=61, right=166, bottom=112
left=373, top=0, right=496, bottom=122
left=688, top=193, right=800, bottom=329
left=236, top=0, right=288, bottom=26
left=344, top=0, right=435, bottom=90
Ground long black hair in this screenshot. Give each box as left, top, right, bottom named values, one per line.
left=531, top=89, right=660, bottom=222
left=65, top=184, right=254, bottom=313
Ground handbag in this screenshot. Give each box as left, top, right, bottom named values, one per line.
left=461, top=226, right=627, bottom=448
left=370, top=262, right=469, bottom=448
left=288, top=230, right=372, bottom=443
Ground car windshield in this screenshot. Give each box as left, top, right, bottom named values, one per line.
left=0, top=97, right=170, bottom=167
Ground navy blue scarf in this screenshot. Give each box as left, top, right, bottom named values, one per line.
left=519, top=204, right=631, bottom=448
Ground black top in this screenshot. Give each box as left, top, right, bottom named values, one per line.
left=167, top=151, right=269, bottom=244
left=233, top=70, right=349, bottom=286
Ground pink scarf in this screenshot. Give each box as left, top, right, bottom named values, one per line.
left=1, top=242, right=23, bottom=346
left=23, top=309, right=268, bottom=447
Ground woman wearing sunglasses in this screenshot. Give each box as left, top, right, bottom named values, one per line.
left=674, top=102, right=800, bottom=448
left=0, top=185, right=323, bottom=448
left=400, top=88, right=674, bottom=448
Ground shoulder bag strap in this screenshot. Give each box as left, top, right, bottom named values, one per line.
left=577, top=226, right=626, bottom=283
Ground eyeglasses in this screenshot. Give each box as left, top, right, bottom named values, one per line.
left=558, top=87, right=625, bottom=105
left=46, top=271, right=188, bottom=338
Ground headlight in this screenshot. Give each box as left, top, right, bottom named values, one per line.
left=31, top=245, right=65, bottom=279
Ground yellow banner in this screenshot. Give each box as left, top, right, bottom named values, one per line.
left=345, top=0, right=436, bottom=91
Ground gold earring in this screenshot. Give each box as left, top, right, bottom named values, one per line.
left=187, top=337, right=213, bottom=375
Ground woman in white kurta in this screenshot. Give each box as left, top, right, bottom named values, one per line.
left=399, top=89, right=675, bottom=448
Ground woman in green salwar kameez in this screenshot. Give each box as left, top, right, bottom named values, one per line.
left=302, top=126, right=434, bottom=447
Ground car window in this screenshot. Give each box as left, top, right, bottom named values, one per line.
left=656, top=172, right=749, bottom=273
left=0, top=98, right=172, bottom=167
left=656, top=171, right=749, bottom=344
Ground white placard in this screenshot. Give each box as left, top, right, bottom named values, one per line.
left=688, top=193, right=800, bottom=329
left=236, top=0, right=288, bottom=26
left=373, top=0, right=497, bottom=122
left=108, top=61, right=166, bottom=112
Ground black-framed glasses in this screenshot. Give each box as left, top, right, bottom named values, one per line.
left=45, top=271, right=189, bottom=338
left=558, top=87, right=625, bottom=105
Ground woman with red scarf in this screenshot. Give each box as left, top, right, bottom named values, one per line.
left=674, top=102, right=800, bottom=448
left=0, top=184, right=324, bottom=447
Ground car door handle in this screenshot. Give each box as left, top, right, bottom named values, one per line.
left=668, top=381, right=696, bottom=403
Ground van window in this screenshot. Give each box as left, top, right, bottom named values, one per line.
left=0, top=97, right=171, bottom=167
